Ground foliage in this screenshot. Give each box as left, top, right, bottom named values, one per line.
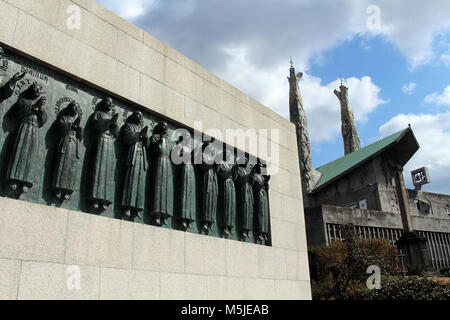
left=311, top=279, right=335, bottom=300
left=310, top=223, right=403, bottom=300
left=311, top=279, right=370, bottom=300
left=368, top=276, right=450, bottom=300
left=310, top=224, right=450, bottom=300
left=440, top=267, right=450, bottom=277
left=406, top=265, right=427, bottom=277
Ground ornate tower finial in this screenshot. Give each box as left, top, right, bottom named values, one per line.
left=334, top=82, right=361, bottom=155
left=288, top=65, right=321, bottom=206
left=290, top=57, right=294, bottom=68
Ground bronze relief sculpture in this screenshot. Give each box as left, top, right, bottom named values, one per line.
left=251, top=160, right=270, bottom=242
left=0, top=49, right=272, bottom=245
left=52, top=101, right=83, bottom=200
left=88, top=97, right=119, bottom=210
left=149, top=121, right=173, bottom=225
left=0, top=46, right=7, bottom=73
left=199, top=139, right=219, bottom=232
left=232, top=156, right=254, bottom=239
left=6, top=82, right=47, bottom=194
left=119, top=111, right=148, bottom=221
left=0, top=71, right=26, bottom=103
left=216, top=149, right=236, bottom=236
left=173, top=131, right=196, bottom=229
left=1, top=47, right=27, bottom=103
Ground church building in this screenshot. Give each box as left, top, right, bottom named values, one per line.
left=288, top=64, right=450, bottom=271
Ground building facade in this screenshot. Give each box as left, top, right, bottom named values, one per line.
left=288, top=66, right=450, bottom=271
left=0, top=0, right=311, bottom=299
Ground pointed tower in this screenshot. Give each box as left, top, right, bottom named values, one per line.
left=334, top=81, right=361, bottom=155
left=288, top=62, right=321, bottom=206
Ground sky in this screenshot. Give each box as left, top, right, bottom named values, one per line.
left=96, top=0, right=450, bottom=194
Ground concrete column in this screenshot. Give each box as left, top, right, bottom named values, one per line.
left=394, top=165, right=432, bottom=269
left=393, top=165, right=414, bottom=232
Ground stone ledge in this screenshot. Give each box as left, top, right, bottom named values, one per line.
left=0, top=1, right=19, bottom=46
left=0, top=258, right=21, bottom=299
left=17, top=260, right=100, bottom=300
left=0, top=197, right=68, bottom=263
left=99, top=267, right=160, bottom=300
left=2, top=257, right=311, bottom=300
left=65, top=211, right=134, bottom=269
left=184, top=233, right=227, bottom=276
left=132, top=223, right=185, bottom=273
left=275, top=280, right=310, bottom=300
left=0, top=197, right=303, bottom=271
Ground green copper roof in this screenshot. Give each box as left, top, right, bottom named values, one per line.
left=312, top=128, right=415, bottom=192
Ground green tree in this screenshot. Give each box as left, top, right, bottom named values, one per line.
left=311, top=223, right=402, bottom=300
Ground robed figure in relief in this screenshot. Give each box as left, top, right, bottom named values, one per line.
left=52, top=101, right=83, bottom=200
left=149, top=121, right=173, bottom=225
left=88, top=97, right=119, bottom=210
left=251, top=160, right=270, bottom=242
left=6, top=82, right=47, bottom=194
left=0, top=72, right=26, bottom=103
left=0, top=47, right=26, bottom=103
left=216, top=149, right=236, bottom=236
left=232, top=156, right=254, bottom=239
left=199, top=139, right=219, bottom=232
left=119, top=111, right=148, bottom=220
left=172, top=131, right=196, bottom=229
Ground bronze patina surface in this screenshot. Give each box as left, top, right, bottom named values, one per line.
left=0, top=45, right=272, bottom=245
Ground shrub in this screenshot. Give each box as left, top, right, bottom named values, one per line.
left=368, top=277, right=450, bottom=300
left=440, top=267, right=450, bottom=277
left=406, top=265, right=426, bottom=277
left=310, top=223, right=403, bottom=300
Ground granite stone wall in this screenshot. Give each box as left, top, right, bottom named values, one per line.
left=0, top=0, right=311, bottom=299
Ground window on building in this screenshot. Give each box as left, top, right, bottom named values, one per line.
left=415, top=199, right=431, bottom=215
left=359, top=199, right=368, bottom=210
left=346, top=200, right=367, bottom=210
left=445, top=205, right=450, bottom=217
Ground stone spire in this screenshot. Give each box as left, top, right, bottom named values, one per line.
left=334, top=82, right=361, bottom=155
left=288, top=63, right=320, bottom=204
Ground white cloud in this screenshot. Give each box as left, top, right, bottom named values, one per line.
left=424, top=85, right=450, bottom=107
left=373, top=1, right=450, bottom=68
left=96, top=0, right=158, bottom=20
left=441, top=53, right=450, bottom=66
left=122, top=0, right=450, bottom=73
left=379, top=112, right=450, bottom=194
left=402, top=82, right=416, bottom=95
left=302, top=75, right=385, bottom=142
left=95, top=0, right=450, bottom=141
left=218, top=46, right=385, bottom=143
left=95, top=0, right=450, bottom=192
